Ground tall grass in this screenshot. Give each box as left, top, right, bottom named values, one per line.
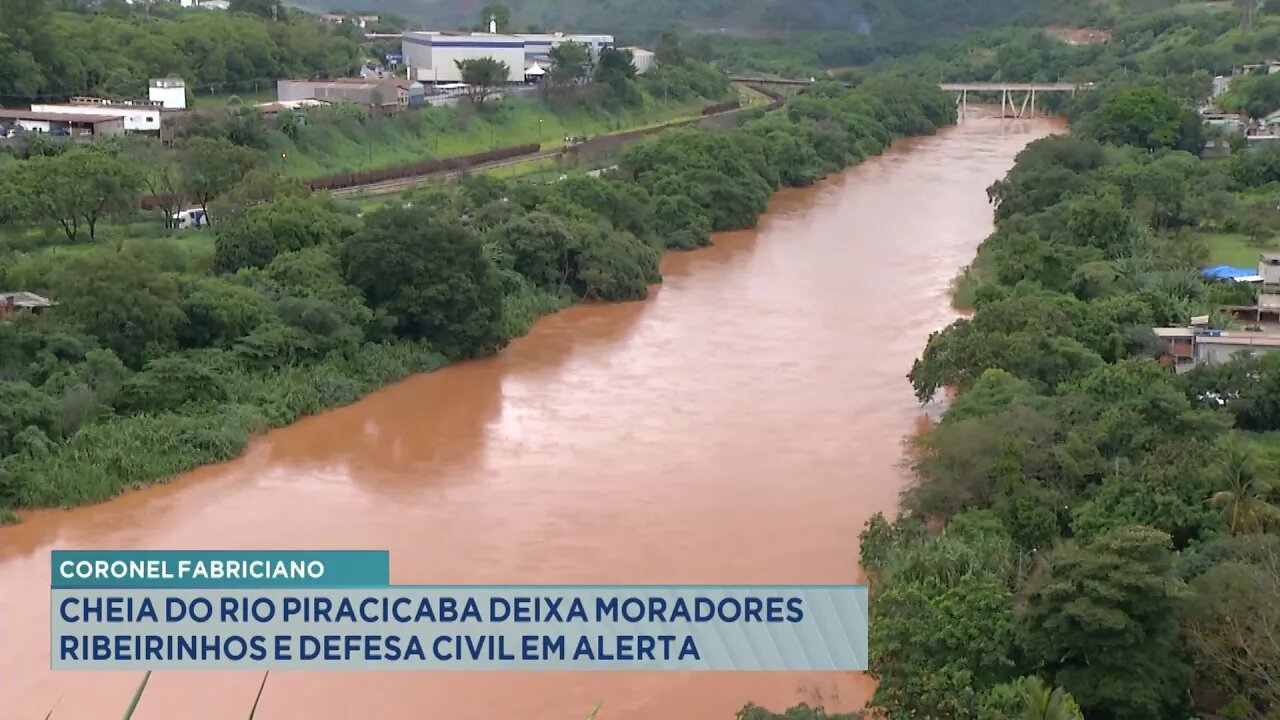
left=268, top=96, right=712, bottom=179
left=7, top=342, right=448, bottom=508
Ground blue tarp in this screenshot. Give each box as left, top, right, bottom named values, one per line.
left=1202, top=265, right=1258, bottom=279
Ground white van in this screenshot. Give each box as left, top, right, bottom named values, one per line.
left=172, top=208, right=208, bottom=229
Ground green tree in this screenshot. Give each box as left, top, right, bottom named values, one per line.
left=1020, top=526, right=1190, bottom=719
left=979, top=676, right=1084, bottom=720
left=1085, top=86, right=1183, bottom=151
left=1210, top=435, right=1280, bottom=536
left=121, top=137, right=185, bottom=230
left=1, top=148, right=142, bottom=242
left=456, top=57, right=510, bottom=104
left=478, top=3, right=509, bottom=31
left=594, top=47, right=641, bottom=107
left=547, top=40, right=590, bottom=90
left=342, top=205, right=505, bottom=358
left=48, top=253, right=186, bottom=368
left=0, top=381, right=60, bottom=458
left=866, top=514, right=1018, bottom=718
left=1182, top=535, right=1280, bottom=715
left=656, top=31, right=686, bottom=66
left=176, top=137, right=260, bottom=223
left=228, top=0, right=281, bottom=20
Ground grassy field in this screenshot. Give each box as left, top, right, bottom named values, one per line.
left=267, top=95, right=714, bottom=178
left=1199, top=231, right=1279, bottom=267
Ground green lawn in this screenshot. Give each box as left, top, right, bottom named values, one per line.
left=1199, top=231, right=1278, bottom=267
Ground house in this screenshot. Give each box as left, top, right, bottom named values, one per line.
left=0, top=109, right=125, bottom=140
left=30, top=98, right=176, bottom=135
left=1262, top=252, right=1280, bottom=285
left=0, top=292, right=55, bottom=321
left=1153, top=322, right=1280, bottom=372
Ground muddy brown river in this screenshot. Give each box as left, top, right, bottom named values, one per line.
left=0, top=116, right=1061, bottom=720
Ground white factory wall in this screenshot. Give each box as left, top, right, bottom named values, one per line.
left=628, top=48, right=656, bottom=74
left=518, top=33, right=615, bottom=60
left=149, top=84, right=187, bottom=110
left=403, top=34, right=525, bottom=83
left=29, top=103, right=161, bottom=131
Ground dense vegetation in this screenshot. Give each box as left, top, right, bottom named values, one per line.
left=690, top=2, right=1272, bottom=82
left=0, top=33, right=732, bottom=241
left=0, top=75, right=952, bottom=519
left=0, top=0, right=360, bottom=103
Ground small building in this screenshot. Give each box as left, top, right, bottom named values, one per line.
left=148, top=78, right=187, bottom=110
left=1154, top=323, right=1280, bottom=372
left=1262, top=253, right=1280, bottom=285
left=625, top=47, right=656, bottom=74
left=0, top=292, right=55, bottom=321
left=0, top=109, right=125, bottom=139
left=30, top=98, right=173, bottom=134
left=403, top=32, right=527, bottom=84
left=276, top=78, right=421, bottom=114
left=255, top=98, right=331, bottom=120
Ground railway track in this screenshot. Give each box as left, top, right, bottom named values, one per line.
left=333, top=149, right=565, bottom=195
left=331, top=83, right=786, bottom=197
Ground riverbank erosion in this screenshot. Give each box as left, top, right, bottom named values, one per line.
left=864, top=119, right=1280, bottom=716
left=0, top=77, right=952, bottom=517
left=0, top=112, right=1061, bottom=715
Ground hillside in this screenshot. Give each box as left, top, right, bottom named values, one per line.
left=288, top=0, right=1100, bottom=39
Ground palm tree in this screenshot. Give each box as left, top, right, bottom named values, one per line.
left=1211, top=435, right=1280, bottom=535
left=1014, top=676, right=1083, bottom=720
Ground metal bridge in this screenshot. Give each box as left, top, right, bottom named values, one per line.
left=728, top=76, right=1093, bottom=119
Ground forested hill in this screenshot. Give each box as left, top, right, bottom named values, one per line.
left=290, top=0, right=1099, bottom=39
left=0, top=0, right=359, bottom=102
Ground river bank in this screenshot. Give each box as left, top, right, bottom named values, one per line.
left=0, top=115, right=1060, bottom=719
left=0, top=78, right=951, bottom=517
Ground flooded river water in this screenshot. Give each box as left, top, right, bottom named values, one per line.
left=0, top=116, right=1061, bottom=720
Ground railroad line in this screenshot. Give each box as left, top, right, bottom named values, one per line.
left=330, top=83, right=786, bottom=197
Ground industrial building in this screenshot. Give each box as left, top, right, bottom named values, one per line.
left=626, top=47, right=656, bottom=74
left=401, top=30, right=617, bottom=85
left=0, top=109, right=125, bottom=139
left=276, top=78, right=425, bottom=113
left=402, top=33, right=526, bottom=84
left=518, top=32, right=615, bottom=63
left=29, top=98, right=172, bottom=134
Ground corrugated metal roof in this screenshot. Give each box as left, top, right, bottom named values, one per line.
left=0, top=109, right=124, bottom=123
left=1198, top=333, right=1280, bottom=347
left=0, top=291, right=55, bottom=308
